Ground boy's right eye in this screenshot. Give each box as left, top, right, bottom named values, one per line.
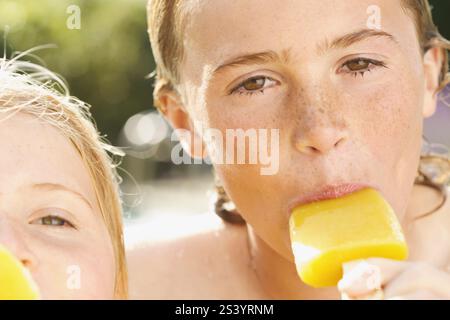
left=229, top=76, right=279, bottom=96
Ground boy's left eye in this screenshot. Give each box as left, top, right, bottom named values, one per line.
left=339, top=58, right=387, bottom=77
left=32, top=215, right=74, bottom=228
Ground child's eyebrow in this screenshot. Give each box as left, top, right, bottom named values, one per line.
left=32, top=183, right=93, bottom=210
left=317, top=28, right=399, bottom=54
left=212, top=49, right=291, bottom=76
left=212, top=29, right=398, bottom=76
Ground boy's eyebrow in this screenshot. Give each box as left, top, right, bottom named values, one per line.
left=213, top=49, right=293, bottom=76
left=317, top=28, right=399, bottom=54
left=32, top=183, right=93, bottom=210
left=212, top=29, right=398, bottom=75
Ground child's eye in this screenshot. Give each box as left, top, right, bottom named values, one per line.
left=339, top=58, right=387, bottom=77
left=32, top=215, right=75, bottom=228
left=230, top=76, right=279, bottom=96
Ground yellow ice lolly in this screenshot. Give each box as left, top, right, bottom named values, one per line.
left=0, top=244, right=40, bottom=300
left=289, top=187, right=408, bottom=288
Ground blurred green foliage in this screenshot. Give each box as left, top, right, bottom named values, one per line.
left=430, top=0, right=450, bottom=39
left=0, top=0, right=154, bottom=145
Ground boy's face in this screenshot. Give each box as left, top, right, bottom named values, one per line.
left=169, top=0, right=442, bottom=260
left=0, top=112, right=115, bottom=299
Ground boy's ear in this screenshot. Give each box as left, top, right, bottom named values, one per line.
left=157, top=90, right=207, bottom=160
left=422, top=46, right=444, bottom=118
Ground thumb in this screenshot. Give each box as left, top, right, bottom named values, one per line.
left=338, top=259, right=382, bottom=296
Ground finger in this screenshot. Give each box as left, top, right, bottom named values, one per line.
left=338, top=258, right=410, bottom=297
left=338, top=260, right=383, bottom=296
left=362, top=258, right=411, bottom=285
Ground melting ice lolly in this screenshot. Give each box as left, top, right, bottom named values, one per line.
left=0, top=244, right=40, bottom=300
left=289, top=187, right=408, bottom=288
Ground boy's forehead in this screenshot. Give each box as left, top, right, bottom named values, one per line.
left=182, top=0, right=408, bottom=75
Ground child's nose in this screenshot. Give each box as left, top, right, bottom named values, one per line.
left=0, top=220, right=37, bottom=270
left=294, top=126, right=348, bottom=155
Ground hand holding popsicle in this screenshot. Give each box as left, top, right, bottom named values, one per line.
left=338, top=258, right=450, bottom=300
left=0, top=244, right=40, bottom=300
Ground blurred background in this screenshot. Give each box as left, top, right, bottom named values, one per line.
left=0, top=0, right=449, bottom=231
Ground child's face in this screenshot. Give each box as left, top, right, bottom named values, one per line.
left=173, top=0, right=442, bottom=260
left=0, top=112, right=115, bottom=299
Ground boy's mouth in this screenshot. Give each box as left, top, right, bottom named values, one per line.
left=287, top=182, right=375, bottom=214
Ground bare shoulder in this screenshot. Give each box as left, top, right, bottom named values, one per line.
left=125, top=213, right=256, bottom=299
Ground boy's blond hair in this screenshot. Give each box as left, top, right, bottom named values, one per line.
left=0, top=48, right=128, bottom=299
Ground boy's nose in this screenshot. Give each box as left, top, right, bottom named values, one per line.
left=294, top=126, right=348, bottom=155
left=290, top=82, right=349, bottom=156
left=0, top=219, right=37, bottom=270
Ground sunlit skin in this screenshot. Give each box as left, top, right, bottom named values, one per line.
left=128, top=0, right=450, bottom=299
left=0, top=112, right=116, bottom=299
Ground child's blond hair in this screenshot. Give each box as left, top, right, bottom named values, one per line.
left=0, top=47, right=128, bottom=299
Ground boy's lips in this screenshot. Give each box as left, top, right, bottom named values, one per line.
left=287, top=183, right=373, bottom=214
